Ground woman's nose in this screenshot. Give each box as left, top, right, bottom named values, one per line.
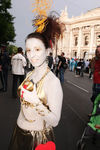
left=30, top=50, right=35, bottom=57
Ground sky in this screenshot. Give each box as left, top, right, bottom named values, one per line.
left=10, top=0, right=100, bottom=49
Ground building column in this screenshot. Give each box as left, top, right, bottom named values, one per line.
left=62, top=32, right=65, bottom=52
left=69, top=29, right=73, bottom=58
left=89, top=25, right=94, bottom=54
left=65, top=30, right=69, bottom=57
left=77, top=27, right=82, bottom=58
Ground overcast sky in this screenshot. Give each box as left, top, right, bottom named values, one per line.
left=10, top=0, right=100, bottom=49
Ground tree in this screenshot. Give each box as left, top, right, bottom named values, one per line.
left=0, top=0, right=16, bottom=46
left=7, top=44, right=18, bottom=55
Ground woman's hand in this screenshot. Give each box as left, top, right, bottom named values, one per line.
left=20, top=84, right=41, bottom=106
left=36, top=103, right=50, bottom=116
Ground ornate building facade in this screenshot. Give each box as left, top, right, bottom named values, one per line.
left=55, top=7, right=100, bottom=59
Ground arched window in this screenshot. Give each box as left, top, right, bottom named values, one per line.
left=97, top=34, right=100, bottom=45
left=75, top=37, right=78, bottom=46
left=84, top=36, right=89, bottom=46
left=84, top=52, right=86, bottom=58
left=74, top=52, right=77, bottom=57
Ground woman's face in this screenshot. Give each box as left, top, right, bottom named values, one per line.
left=26, top=38, right=47, bottom=67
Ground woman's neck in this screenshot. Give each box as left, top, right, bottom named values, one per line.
left=30, top=61, right=48, bottom=83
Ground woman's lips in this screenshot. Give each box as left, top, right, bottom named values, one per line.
left=31, top=58, right=39, bottom=62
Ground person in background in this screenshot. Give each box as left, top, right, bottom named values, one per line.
left=47, top=52, right=53, bottom=71
left=58, top=52, right=66, bottom=83
left=85, top=59, right=89, bottom=73
left=91, top=45, right=100, bottom=103
left=75, top=59, right=82, bottom=77
left=0, top=59, right=4, bottom=92
left=70, top=58, right=75, bottom=72
left=11, top=47, right=27, bottom=98
left=0, top=46, right=9, bottom=92
left=88, top=59, right=93, bottom=79
left=55, top=55, right=60, bottom=77
left=80, top=59, right=85, bottom=77
left=67, top=58, right=70, bottom=69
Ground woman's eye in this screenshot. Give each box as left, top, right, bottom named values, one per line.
left=26, top=50, right=30, bottom=53
left=36, top=48, right=40, bottom=51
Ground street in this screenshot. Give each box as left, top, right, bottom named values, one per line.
left=55, top=70, right=93, bottom=150
left=0, top=70, right=95, bottom=150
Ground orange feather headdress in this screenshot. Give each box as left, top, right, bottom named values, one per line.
left=32, top=0, right=53, bottom=33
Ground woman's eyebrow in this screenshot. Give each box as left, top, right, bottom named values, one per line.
left=26, top=46, right=41, bottom=50
left=26, top=48, right=30, bottom=51
left=34, top=46, right=41, bottom=49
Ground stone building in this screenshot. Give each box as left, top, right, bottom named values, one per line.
left=54, top=7, right=100, bottom=59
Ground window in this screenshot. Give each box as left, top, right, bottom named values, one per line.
left=83, top=52, right=86, bottom=58
left=96, top=34, right=100, bottom=45
left=84, top=36, right=89, bottom=46
left=74, top=52, right=77, bottom=57
left=75, top=37, right=78, bottom=46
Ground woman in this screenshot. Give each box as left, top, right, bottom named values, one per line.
left=8, top=16, right=63, bottom=150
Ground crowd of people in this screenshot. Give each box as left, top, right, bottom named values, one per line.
left=65, top=57, right=93, bottom=79
left=47, top=52, right=95, bottom=83
left=0, top=45, right=99, bottom=95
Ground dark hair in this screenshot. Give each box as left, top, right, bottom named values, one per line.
left=61, top=52, right=65, bottom=56
left=18, top=47, right=23, bottom=53
left=26, top=32, right=49, bottom=49
left=49, top=52, right=52, bottom=56
left=95, top=45, right=100, bottom=56
left=25, top=16, right=62, bottom=49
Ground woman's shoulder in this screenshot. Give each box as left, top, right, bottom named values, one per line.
left=45, top=70, right=60, bottom=85
left=43, top=71, right=62, bottom=96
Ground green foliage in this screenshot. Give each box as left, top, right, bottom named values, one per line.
left=7, top=44, right=18, bottom=55
left=0, top=0, right=11, bottom=11
left=0, top=0, right=16, bottom=46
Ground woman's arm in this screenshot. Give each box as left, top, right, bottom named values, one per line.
left=57, top=61, right=62, bottom=70
left=37, top=77, right=63, bottom=127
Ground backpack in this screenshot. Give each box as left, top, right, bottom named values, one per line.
left=62, top=62, right=68, bottom=69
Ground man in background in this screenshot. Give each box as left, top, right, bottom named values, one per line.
left=58, top=52, right=66, bottom=83
left=0, top=46, right=9, bottom=92
left=90, top=45, right=100, bottom=103
left=11, top=47, right=27, bottom=98
left=48, top=52, right=53, bottom=71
